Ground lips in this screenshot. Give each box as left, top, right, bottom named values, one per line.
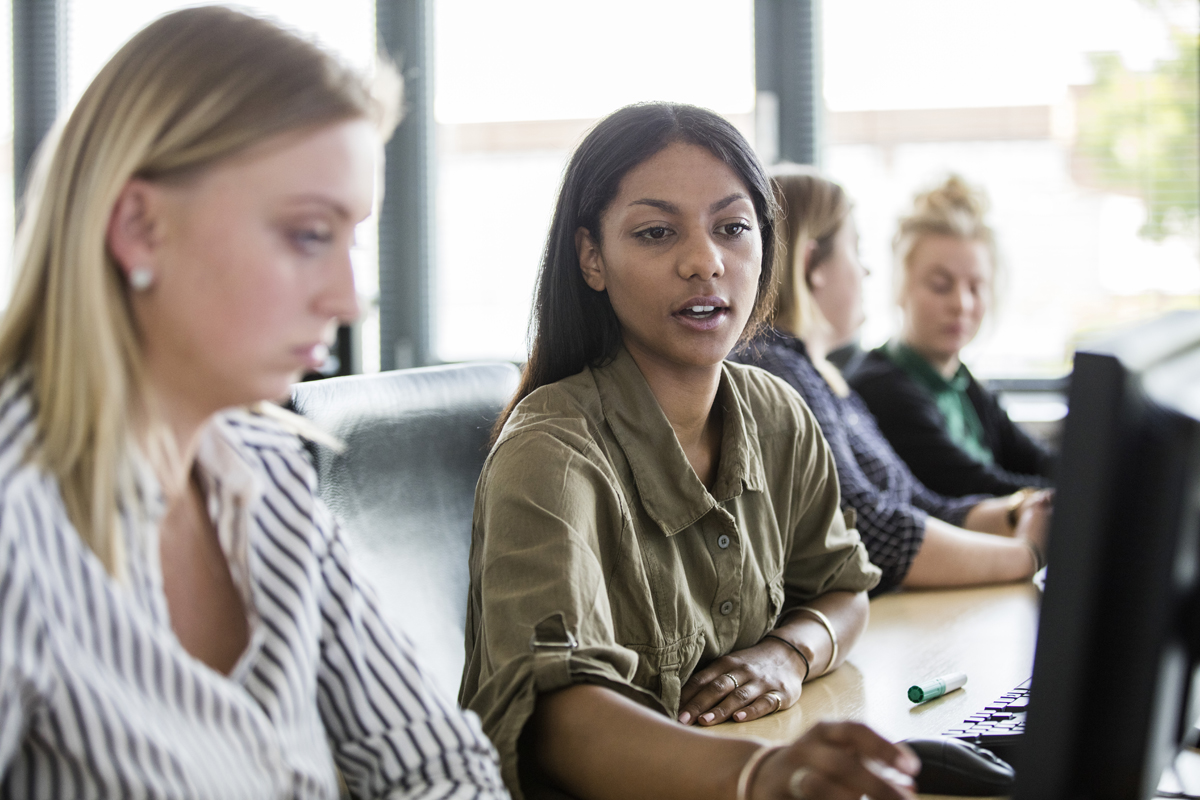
left=673, top=295, right=731, bottom=331
left=294, top=342, right=331, bottom=371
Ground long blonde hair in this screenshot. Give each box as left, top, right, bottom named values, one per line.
left=767, top=165, right=854, bottom=394
left=769, top=164, right=852, bottom=341
left=893, top=174, right=998, bottom=301
left=0, top=7, right=395, bottom=577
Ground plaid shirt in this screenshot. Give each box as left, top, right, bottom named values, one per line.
left=731, top=331, right=986, bottom=593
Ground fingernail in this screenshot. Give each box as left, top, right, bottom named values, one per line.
left=678, top=712, right=691, bottom=725
left=866, top=759, right=915, bottom=787
left=734, top=711, right=746, bottom=721
left=699, top=712, right=714, bottom=724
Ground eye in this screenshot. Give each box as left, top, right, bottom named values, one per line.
left=718, top=221, right=753, bottom=238
left=634, top=226, right=672, bottom=241
left=288, top=225, right=335, bottom=255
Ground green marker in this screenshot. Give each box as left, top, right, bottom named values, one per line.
left=908, top=672, right=968, bottom=704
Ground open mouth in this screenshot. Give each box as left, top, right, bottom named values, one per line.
left=677, top=303, right=728, bottom=320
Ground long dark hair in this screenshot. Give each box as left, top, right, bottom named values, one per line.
left=494, top=102, right=778, bottom=437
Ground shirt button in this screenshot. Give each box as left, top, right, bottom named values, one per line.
left=717, top=534, right=731, bottom=549
left=720, top=600, right=734, bottom=615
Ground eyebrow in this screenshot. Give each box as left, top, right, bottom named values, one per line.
left=628, top=192, right=751, bottom=215
left=282, top=194, right=355, bottom=221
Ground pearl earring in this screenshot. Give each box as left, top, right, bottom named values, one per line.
left=128, top=266, right=154, bottom=292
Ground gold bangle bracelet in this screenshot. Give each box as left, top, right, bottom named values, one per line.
left=795, top=606, right=838, bottom=676
left=736, top=743, right=780, bottom=800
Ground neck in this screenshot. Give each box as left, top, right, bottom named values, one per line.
left=901, top=338, right=960, bottom=380
left=798, top=323, right=833, bottom=365
left=141, top=389, right=214, bottom=505
left=623, top=343, right=724, bottom=486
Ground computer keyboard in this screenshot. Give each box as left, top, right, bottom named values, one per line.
left=940, top=677, right=1030, bottom=766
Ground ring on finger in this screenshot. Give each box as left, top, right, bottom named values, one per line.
left=764, top=690, right=783, bottom=713
left=787, top=766, right=811, bottom=799
left=723, top=673, right=740, bottom=690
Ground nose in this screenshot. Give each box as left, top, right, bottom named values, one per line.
left=315, top=247, right=360, bottom=324
left=955, top=284, right=975, bottom=316
left=677, top=231, right=724, bottom=282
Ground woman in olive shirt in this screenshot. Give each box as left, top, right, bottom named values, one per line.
left=461, top=103, right=918, bottom=800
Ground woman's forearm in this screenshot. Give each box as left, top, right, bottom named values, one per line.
left=774, top=590, right=868, bottom=677
left=533, top=684, right=760, bottom=800
left=902, top=517, right=1035, bottom=588
left=533, top=682, right=919, bottom=800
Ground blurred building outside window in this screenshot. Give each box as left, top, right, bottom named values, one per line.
left=434, top=0, right=756, bottom=364
left=7, top=0, right=1194, bottom=381
left=437, top=0, right=1197, bottom=390
left=823, top=0, right=1199, bottom=380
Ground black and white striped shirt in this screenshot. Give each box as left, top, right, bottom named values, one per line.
left=0, top=374, right=509, bottom=799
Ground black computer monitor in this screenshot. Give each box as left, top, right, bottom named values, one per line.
left=1016, top=311, right=1200, bottom=800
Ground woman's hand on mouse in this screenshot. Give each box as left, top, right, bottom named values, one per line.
left=751, top=722, right=920, bottom=800
left=677, top=638, right=806, bottom=726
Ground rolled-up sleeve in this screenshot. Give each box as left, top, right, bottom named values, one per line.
left=461, top=431, right=665, bottom=798
left=775, top=389, right=881, bottom=608
left=315, top=504, right=509, bottom=800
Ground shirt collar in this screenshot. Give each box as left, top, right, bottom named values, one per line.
left=591, top=347, right=765, bottom=537
left=885, top=339, right=971, bottom=394
left=190, top=415, right=264, bottom=606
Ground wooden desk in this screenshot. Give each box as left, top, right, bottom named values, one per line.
left=714, top=583, right=1040, bottom=798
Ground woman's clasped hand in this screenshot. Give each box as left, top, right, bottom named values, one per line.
left=678, top=637, right=807, bottom=726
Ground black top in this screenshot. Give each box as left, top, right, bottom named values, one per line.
left=848, top=348, right=1055, bottom=497
left=730, top=331, right=983, bottom=593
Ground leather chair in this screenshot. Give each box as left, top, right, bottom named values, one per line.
left=290, top=362, right=520, bottom=698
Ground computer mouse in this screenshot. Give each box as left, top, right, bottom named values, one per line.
left=902, top=737, right=1016, bottom=796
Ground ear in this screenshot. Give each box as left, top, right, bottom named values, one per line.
left=576, top=226, right=607, bottom=292
left=106, top=179, right=164, bottom=281
left=800, top=239, right=823, bottom=288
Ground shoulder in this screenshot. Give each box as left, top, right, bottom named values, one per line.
left=724, top=358, right=808, bottom=409
left=214, top=405, right=313, bottom=457
left=0, top=372, right=40, bottom=485
left=962, top=367, right=1002, bottom=409
left=210, top=406, right=322, bottom=513
left=494, top=367, right=606, bottom=456
left=722, top=359, right=822, bottom=445
left=846, top=348, right=907, bottom=389
left=0, top=373, right=56, bottom=529
left=848, top=349, right=931, bottom=409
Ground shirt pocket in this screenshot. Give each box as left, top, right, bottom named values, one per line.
left=626, top=631, right=704, bottom=716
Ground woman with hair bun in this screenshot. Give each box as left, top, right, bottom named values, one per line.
left=732, top=167, right=1050, bottom=595
left=848, top=175, right=1055, bottom=498
left=0, top=7, right=506, bottom=796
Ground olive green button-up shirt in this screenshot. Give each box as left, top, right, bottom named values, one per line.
left=460, top=347, right=880, bottom=797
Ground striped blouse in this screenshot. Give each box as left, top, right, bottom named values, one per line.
left=0, top=374, right=508, bottom=799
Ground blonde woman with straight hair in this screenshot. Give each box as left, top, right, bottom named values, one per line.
left=0, top=7, right=507, bottom=797
left=849, top=175, right=1055, bottom=498
left=732, top=166, right=1051, bottom=593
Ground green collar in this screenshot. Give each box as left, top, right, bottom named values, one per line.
left=882, top=340, right=994, bottom=466
left=885, top=339, right=971, bottom=394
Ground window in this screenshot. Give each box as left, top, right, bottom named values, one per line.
left=823, top=0, right=1199, bottom=377
left=63, top=0, right=381, bottom=369
left=433, top=0, right=756, bottom=362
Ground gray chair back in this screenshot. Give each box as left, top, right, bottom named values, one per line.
left=290, top=362, right=520, bottom=697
